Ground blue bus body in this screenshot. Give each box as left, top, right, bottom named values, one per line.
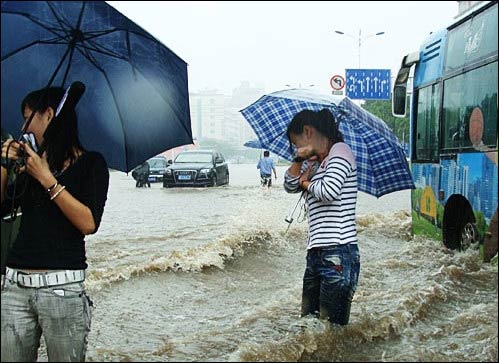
left=393, top=1, right=498, bottom=260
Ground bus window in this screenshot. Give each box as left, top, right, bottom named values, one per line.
left=414, top=84, right=440, bottom=162
left=442, top=61, right=498, bottom=150
left=445, top=3, right=498, bottom=72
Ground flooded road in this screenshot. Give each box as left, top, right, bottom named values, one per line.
left=40, top=163, right=498, bottom=361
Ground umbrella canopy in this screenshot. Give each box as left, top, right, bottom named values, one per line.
left=1, top=1, right=193, bottom=172
left=243, top=139, right=263, bottom=149
left=240, top=89, right=414, bottom=198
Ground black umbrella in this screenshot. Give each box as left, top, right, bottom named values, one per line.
left=1, top=1, right=193, bottom=172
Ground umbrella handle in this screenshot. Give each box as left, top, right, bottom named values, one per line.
left=284, top=191, right=306, bottom=225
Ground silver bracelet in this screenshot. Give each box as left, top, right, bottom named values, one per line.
left=50, top=185, right=66, bottom=201
left=47, top=181, right=58, bottom=193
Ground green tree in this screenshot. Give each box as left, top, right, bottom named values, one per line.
left=361, top=99, right=410, bottom=143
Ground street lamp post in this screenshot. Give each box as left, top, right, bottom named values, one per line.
left=334, top=29, right=385, bottom=68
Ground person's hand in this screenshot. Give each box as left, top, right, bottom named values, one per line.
left=299, top=163, right=313, bottom=188
left=296, top=145, right=318, bottom=162
left=20, top=141, right=55, bottom=187
left=2, top=138, right=22, bottom=165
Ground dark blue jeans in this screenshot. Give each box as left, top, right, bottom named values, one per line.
left=301, top=243, right=360, bottom=325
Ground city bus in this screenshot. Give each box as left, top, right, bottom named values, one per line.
left=392, top=1, right=498, bottom=262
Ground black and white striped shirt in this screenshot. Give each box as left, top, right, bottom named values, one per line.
left=284, top=142, right=358, bottom=249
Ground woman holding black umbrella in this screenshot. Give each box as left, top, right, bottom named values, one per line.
left=284, top=108, right=360, bottom=326
left=1, top=86, right=109, bottom=362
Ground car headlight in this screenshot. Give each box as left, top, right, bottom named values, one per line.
left=200, top=168, right=211, bottom=174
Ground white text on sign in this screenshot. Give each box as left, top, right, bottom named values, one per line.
left=345, top=69, right=391, bottom=100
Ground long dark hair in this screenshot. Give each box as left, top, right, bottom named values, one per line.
left=21, top=87, right=84, bottom=173
left=286, top=108, right=343, bottom=157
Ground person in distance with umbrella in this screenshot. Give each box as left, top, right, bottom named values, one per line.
left=1, top=86, right=109, bottom=362
left=283, top=108, right=360, bottom=326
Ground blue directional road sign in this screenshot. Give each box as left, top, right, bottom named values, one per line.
left=345, top=69, right=391, bottom=100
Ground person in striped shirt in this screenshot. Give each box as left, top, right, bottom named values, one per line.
left=284, top=108, right=360, bottom=325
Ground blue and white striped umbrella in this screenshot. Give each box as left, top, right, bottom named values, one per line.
left=240, top=88, right=414, bottom=198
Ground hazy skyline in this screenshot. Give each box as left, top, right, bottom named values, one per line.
left=108, top=1, right=459, bottom=95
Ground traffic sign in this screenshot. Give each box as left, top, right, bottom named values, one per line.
left=345, top=69, right=391, bottom=100
left=330, top=74, right=345, bottom=90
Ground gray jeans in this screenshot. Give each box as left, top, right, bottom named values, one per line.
left=1, top=277, right=92, bottom=362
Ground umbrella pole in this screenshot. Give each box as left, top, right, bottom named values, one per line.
left=285, top=191, right=306, bottom=233
left=21, top=45, right=73, bottom=136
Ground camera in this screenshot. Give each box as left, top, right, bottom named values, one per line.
left=20, top=133, right=38, bottom=153
left=16, top=133, right=38, bottom=168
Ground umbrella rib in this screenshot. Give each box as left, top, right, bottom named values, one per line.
left=126, top=30, right=138, bottom=80
left=58, top=2, right=88, bottom=89
left=81, top=30, right=152, bottom=64
left=45, top=1, right=73, bottom=36
left=83, top=28, right=158, bottom=43
left=74, top=1, right=87, bottom=30
left=1, top=10, right=68, bottom=39
left=77, top=28, right=184, bottom=66
left=1, top=38, right=67, bottom=61
left=60, top=43, right=77, bottom=88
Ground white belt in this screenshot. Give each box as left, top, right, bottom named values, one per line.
left=5, top=267, right=85, bottom=288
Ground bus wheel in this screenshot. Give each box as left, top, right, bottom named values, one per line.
left=444, top=213, right=476, bottom=251
left=443, top=195, right=476, bottom=251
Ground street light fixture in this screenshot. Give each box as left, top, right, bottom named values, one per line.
left=334, top=29, right=385, bottom=68
left=285, top=83, right=315, bottom=89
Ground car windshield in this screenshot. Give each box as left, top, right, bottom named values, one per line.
left=175, top=152, right=213, bottom=163
left=148, top=158, right=166, bottom=168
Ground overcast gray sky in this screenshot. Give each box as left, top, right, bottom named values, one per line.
left=108, top=1, right=458, bottom=95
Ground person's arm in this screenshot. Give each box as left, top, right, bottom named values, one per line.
left=1, top=166, right=7, bottom=205
left=284, top=160, right=310, bottom=193
left=270, top=160, right=277, bottom=179
left=303, top=157, right=352, bottom=202
left=22, top=143, right=104, bottom=235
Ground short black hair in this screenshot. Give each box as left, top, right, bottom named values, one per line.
left=264, top=150, right=270, bottom=157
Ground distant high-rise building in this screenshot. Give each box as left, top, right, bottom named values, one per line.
left=188, top=82, right=266, bottom=146
left=189, top=89, right=228, bottom=142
